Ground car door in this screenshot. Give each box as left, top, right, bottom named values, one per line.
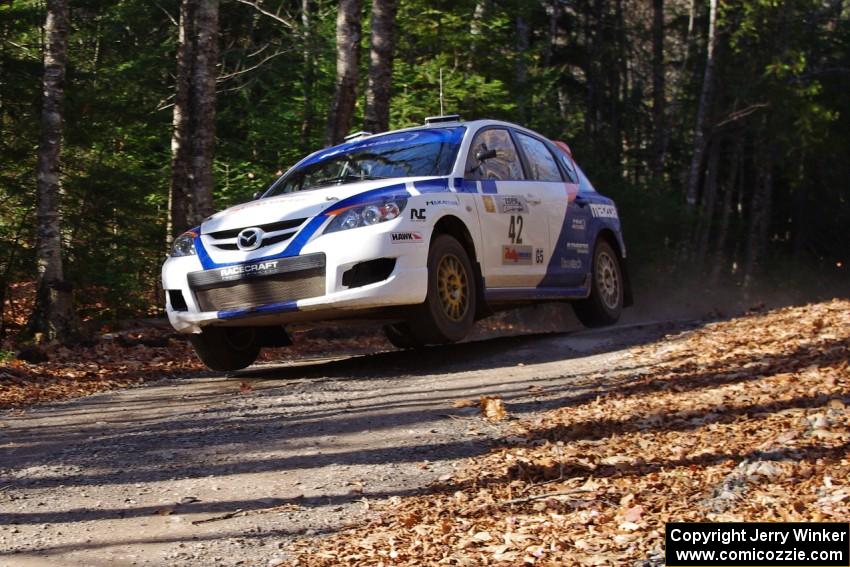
left=523, top=139, right=590, bottom=288
left=465, top=128, right=549, bottom=288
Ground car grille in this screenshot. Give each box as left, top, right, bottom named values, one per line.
left=204, top=218, right=307, bottom=252
left=189, top=254, right=326, bottom=312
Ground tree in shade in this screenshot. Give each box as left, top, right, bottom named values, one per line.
left=29, top=0, right=78, bottom=343
left=326, top=0, right=362, bottom=145
left=168, top=0, right=219, bottom=242
left=364, top=0, right=398, bottom=133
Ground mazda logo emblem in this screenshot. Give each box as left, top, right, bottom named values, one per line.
left=236, top=227, right=264, bottom=251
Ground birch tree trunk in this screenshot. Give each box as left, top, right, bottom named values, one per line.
left=29, top=0, right=77, bottom=343
left=467, top=0, right=489, bottom=71
left=685, top=0, right=718, bottom=208
left=363, top=0, right=397, bottom=133
left=325, top=0, right=362, bottom=145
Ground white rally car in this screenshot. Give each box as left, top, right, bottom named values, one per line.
left=163, top=116, right=632, bottom=370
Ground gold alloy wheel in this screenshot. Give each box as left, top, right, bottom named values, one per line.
left=436, top=253, right=469, bottom=322
left=596, top=250, right=620, bottom=310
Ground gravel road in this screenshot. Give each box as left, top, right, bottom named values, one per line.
left=0, top=320, right=689, bottom=567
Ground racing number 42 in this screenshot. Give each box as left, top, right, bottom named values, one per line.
left=508, top=215, right=524, bottom=244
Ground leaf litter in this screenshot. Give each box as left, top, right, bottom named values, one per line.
left=284, top=299, right=850, bottom=565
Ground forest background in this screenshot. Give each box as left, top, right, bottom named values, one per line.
left=1, top=0, right=848, bottom=342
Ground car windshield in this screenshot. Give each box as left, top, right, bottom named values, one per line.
left=264, top=127, right=465, bottom=196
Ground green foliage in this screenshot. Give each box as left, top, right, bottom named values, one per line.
left=1, top=0, right=848, bottom=327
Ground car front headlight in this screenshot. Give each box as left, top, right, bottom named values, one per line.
left=170, top=231, right=198, bottom=257
left=324, top=198, right=407, bottom=234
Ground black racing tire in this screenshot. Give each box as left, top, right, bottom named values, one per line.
left=382, top=322, right=423, bottom=350
left=573, top=239, right=624, bottom=328
left=407, top=234, right=477, bottom=345
left=189, top=326, right=261, bottom=371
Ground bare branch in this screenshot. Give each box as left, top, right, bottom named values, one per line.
left=233, top=0, right=296, bottom=29
left=1, top=39, right=40, bottom=61
left=715, top=103, right=769, bottom=129
left=154, top=1, right=178, bottom=26
left=217, top=48, right=293, bottom=82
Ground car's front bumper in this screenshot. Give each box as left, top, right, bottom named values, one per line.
left=162, top=222, right=429, bottom=333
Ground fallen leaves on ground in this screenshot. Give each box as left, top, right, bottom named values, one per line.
left=0, top=327, right=205, bottom=409
left=481, top=395, right=508, bottom=422
left=285, top=299, right=850, bottom=566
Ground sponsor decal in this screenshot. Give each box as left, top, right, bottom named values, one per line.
left=566, top=241, right=590, bottom=254
left=219, top=260, right=279, bottom=280
left=482, top=195, right=496, bottom=213
left=390, top=231, right=424, bottom=243
left=535, top=248, right=545, bottom=264
left=560, top=258, right=582, bottom=270
left=425, top=198, right=459, bottom=207
left=502, top=245, right=533, bottom=265
left=497, top=195, right=529, bottom=214
left=410, top=208, right=426, bottom=221
left=571, top=218, right=586, bottom=231
left=590, top=203, right=618, bottom=219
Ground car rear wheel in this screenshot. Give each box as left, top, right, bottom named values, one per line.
left=407, top=234, right=477, bottom=344
left=189, top=326, right=260, bottom=371
left=573, top=239, right=623, bottom=328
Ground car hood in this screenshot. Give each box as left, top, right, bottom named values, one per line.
left=200, top=179, right=408, bottom=234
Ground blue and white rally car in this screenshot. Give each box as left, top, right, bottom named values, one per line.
left=162, top=116, right=633, bottom=370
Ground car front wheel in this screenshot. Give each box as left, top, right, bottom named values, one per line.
left=407, top=234, right=477, bottom=345
left=189, top=326, right=261, bottom=371
left=573, top=239, right=624, bottom=327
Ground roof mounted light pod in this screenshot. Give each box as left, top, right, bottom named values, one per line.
left=343, top=131, right=372, bottom=142
left=424, top=114, right=462, bottom=125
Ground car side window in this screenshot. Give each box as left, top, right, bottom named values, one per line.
left=554, top=151, right=578, bottom=183
left=515, top=132, right=563, bottom=182
left=465, top=129, right=524, bottom=181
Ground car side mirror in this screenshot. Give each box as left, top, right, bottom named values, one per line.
left=474, top=148, right=498, bottom=162
left=252, top=190, right=263, bottom=200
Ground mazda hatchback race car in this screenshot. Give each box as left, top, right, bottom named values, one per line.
left=162, top=116, right=632, bottom=370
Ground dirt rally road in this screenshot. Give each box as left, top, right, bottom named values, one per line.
left=0, top=320, right=688, bottom=567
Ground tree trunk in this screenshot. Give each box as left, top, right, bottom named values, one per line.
left=744, top=142, right=774, bottom=288
left=514, top=13, right=530, bottom=123
left=325, top=0, right=362, bottom=146
left=649, top=0, right=666, bottom=178
left=710, top=143, right=741, bottom=284
left=168, top=0, right=219, bottom=235
left=685, top=0, right=718, bottom=208
left=188, top=0, right=218, bottom=227
left=167, top=0, right=195, bottom=242
left=544, top=0, right=559, bottom=67
left=363, top=0, right=397, bottom=133
left=28, top=0, right=77, bottom=343
left=467, top=0, right=489, bottom=71
left=695, top=139, right=720, bottom=262
left=300, top=0, right=316, bottom=152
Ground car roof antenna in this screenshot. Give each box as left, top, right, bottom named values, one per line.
left=425, top=69, right=462, bottom=125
